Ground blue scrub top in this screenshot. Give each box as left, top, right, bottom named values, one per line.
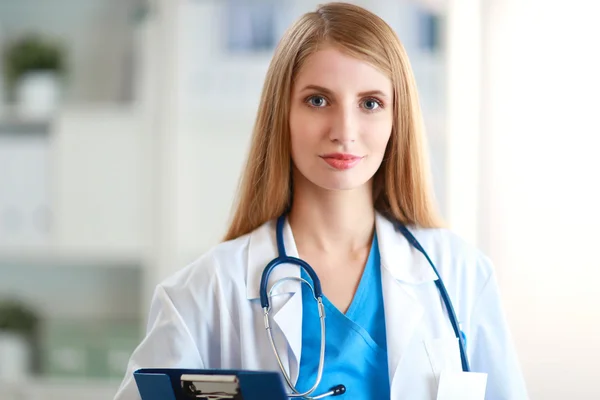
left=296, top=233, right=390, bottom=398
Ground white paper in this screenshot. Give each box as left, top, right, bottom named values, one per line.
left=436, top=370, right=488, bottom=400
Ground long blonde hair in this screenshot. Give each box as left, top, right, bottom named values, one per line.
left=223, top=2, right=443, bottom=241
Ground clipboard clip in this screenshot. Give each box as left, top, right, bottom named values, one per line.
left=180, top=374, right=243, bottom=400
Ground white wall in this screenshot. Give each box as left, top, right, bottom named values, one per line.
left=52, top=106, right=146, bottom=259
left=445, top=0, right=481, bottom=245
left=480, top=1, right=600, bottom=398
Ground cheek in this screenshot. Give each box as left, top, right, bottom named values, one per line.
left=289, top=118, right=312, bottom=165
left=365, top=119, right=393, bottom=154
left=289, top=133, right=305, bottom=162
left=289, top=110, right=326, bottom=151
left=291, top=108, right=326, bottom=134
left=290, top=132, right=317, bottom=170
left=288, top=109, right=303, bottom=160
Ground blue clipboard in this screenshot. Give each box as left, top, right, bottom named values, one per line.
left=133, top=368, right=289, bottom=400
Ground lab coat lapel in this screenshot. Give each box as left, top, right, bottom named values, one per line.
left=272, top=290, right=302, bottom=383
left=381, top=271, right=424, bottom=386
left=246, top=218, right=302, bottom=384
left=375, top=214, right=438, bottom=386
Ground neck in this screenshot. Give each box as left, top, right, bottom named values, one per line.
left=288, top=175, right=375, bottom=255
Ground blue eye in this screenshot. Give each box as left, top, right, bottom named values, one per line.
left=363, top=99, right=381, bottom=110
left=307, top=96, right=327, bottom=107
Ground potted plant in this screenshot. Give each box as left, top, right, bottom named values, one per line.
left=2, top=33, right=66, bottom=119
left=0, top=299, right=40, bottom=380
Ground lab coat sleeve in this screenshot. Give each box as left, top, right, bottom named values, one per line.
left=468, top=268, right=529, bottom=400
left=112, top=284, right=205, bottom=400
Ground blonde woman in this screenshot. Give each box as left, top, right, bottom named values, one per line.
left=115, top=3, right=527, bottom=399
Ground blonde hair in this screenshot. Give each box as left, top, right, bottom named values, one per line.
left=223, top=2, right=443, bottom=241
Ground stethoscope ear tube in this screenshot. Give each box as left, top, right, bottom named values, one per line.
left=260, top=216, right=324, bottom=309
left=259, top=256, right=324, bottom=309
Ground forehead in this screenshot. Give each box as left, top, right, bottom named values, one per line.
left=293, top=46, right=392, bottom=94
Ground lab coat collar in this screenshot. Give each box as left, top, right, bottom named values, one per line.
left=245, top=213, right=437, bottom=301
left=374, top=213, right=438, bottom=284
left=246, top=218, right=301, bottom=301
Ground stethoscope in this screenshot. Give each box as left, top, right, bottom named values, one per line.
left=259, top=215, right=470, bottom=399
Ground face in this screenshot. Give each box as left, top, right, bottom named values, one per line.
left=289, top=46, right=393, bottom=192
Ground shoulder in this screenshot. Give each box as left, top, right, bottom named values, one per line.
left=161, top=233, right=254, bottom=294
left=406, top=226, right=495, bottom=303
left=158, top=220, right=273, bottom=305
left=410, top=227, right=493, bottom=273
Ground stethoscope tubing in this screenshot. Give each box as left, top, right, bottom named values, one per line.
left=259, top=214, right=470, bottom=399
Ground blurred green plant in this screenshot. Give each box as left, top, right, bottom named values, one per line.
left=0, top=299, right=40, bottom=336
left=2, top=34, right=66, bottom=97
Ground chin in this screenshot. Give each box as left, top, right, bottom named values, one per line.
left=293, top=164, right=377, bottom=192
left=310, top=175, right=371, bottom=192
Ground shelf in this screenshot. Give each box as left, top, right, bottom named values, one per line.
left=0, top=106, right=54, bottom=133
left=0, top=120, right=51, bottom=135
left=0, top=376, right=121, bottom=400
left=0, top=246, right=144, bottom=268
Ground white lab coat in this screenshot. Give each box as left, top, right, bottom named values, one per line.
left=113, top=213, right=528, bottom=400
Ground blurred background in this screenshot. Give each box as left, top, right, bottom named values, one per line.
left=0, top=0, right=598, bottom=399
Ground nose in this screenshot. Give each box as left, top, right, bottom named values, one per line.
left=328, top=104, right=358, bottom=144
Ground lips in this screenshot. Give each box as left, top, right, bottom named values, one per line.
left=320, top=153, right=363, bottom=170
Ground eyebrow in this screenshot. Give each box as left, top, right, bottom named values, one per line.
left=299, top=84, right=389, bottom=98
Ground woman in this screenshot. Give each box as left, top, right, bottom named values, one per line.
left=114, top=2, right=528, bottom=399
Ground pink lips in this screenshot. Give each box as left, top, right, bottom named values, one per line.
left=321, top=153, right=363, bottom=170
